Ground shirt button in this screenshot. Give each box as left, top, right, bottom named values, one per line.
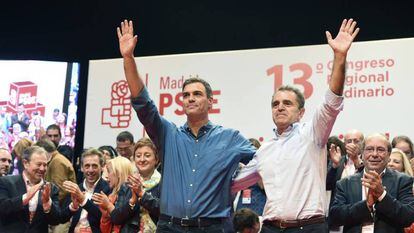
left=195, top=140, right=198, bottom=143
left=192, top=169, right=196, bottom=172
left=190, top=184, right=193, bottom=187
left=194, top=154, right=198, bottom=157
left=187, top=200, right=191, bottom=203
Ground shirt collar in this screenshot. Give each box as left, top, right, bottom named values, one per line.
left=83, top=177, right=101, bottom=192
left=273, top=122, right=299, bottom=138
left=22, top=171, right=44, bottom=187
left=363, top=168, right=387, bottom=177
left=183, top=121, right=214, bottom=133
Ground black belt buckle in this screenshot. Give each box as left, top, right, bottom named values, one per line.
left=180, top=217, right=191, bottom=227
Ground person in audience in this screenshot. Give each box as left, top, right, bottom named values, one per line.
left=330, top=133, right=414, bottom=232
left=233, top=208, right=260, bottom=233
left=99, top=145, right=118, bottom=162
left=0, top=148, right=12, bottom=177
left=99, top=145, right=118, bottom=181
left=9, top=138, right=33, bottom=175
left=392, top=135, right=414, bottom=160
left=235, top=138, right=266, bottom=216
left=36, top=138, right=77, bottom=233
left=116, top=131, right=135, bottom=160
left=61, top=148, right=111, bottom=233
left=233, top=19, right=359, bottom=233
left=46, top=124, right=74, bottom=163
left=130, top=137, right=161, bottom=231
left=92, top=156, right=138, bottom=233
left=117, top=19, right=255, bottom=232
left=388, top=148, right=414, bottom=176
left=0, top=146, right=61, bottom=232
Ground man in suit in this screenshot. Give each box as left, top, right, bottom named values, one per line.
left=0, top=146, right=61, bottom=232
left=326, top=129, right=364, bottom=229
left=0, top=148, right=12, bottom=177
left=61, top=148, right=111, bottom=233
left=330, top=133, right=414, bottom=233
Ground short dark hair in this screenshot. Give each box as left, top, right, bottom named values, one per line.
left=35, top=138, right=57, bottom=153
left=81, top=148, right=105, bottom=167
left=392, top=135, right=414, bottom=155
left=22, top=146, right=47, bottom=162
left=249, top=138, right=261, bottom=149
left=116, top=131, right=134, bottom=143
left=233, top=208, right=259, bottom=233
left=98, top=145, right=118, bottom=159
left=271, top=85, right=305, bottom=109
left=327, top=136, right=346, bottom=156
left=182, top=77, right=213, bottom=99
left=133, top=137, right=158, bottom=160
left=46, top=124, right=61, bottom=137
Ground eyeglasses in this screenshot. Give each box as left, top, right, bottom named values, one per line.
left=364, top=146, right=387, bottom=155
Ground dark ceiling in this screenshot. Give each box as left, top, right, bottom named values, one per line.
left=0, top=1, right=413, bottom=61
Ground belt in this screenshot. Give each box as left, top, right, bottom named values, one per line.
left=160, top=214, right=223, bottom=227
left=263, top=215, right=325, bottom=229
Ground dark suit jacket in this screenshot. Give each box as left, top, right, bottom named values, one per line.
left=60, top=178, right=111, bottom=233
left=330, top=169, right=414, bottom=233
left=110, top=184, right=140, bottom=233
left=140, top=183, right=160, bottom=223
left=0, top=175, right=61, bottom=233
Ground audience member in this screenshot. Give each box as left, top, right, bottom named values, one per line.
left=330, top=133, right=414, bottom=232
left=0, top=146, right=61, bottom=232
left=233, top=208, right=260, bottom=233
left=0, top=148, right=12, bottom=176
left=116, top=131, right=135, bottom=160
left=61, top=148, right=111, bottom=233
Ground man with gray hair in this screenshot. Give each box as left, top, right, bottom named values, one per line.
left=0, top=146, right=61, bottom=232
left=0, top=148, right=12, bottom=177
left=330, top=133, right=414, bottom=232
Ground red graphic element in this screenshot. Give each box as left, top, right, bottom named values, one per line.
left=0, top=81, right=45, bottom=116
left=101, top=80, right=132, bottom=128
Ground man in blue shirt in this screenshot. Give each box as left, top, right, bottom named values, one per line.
left=117, top=20, right=255, bottom=232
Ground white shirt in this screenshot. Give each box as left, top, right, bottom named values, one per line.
left=233, top=89, right=343, bottom=221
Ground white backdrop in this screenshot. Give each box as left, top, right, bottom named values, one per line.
left=85, top=38, right=414, bottom=148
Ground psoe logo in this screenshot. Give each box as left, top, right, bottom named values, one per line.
left=101, top=80, right=131, bottom=128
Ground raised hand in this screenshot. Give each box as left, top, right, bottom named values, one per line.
left=63, top=180, right=85, bottom=203
left=41, top=182, right=52, bottom=211
left=329, top=144, right=342, bottom=168
left=71, top=193, right=80, bottom=210
left=23, top=182, right=43, bottom=206
left=361, top=170, right=385, bottom=200
left=345, top=143, right=360, bottom=162
left=326, top=19, right=360, bottom=56
left=117, top=20, right=138, bottom=58
left=127, top=174, right=144, bottom=199
left=92, top=191, right=112, bottom=212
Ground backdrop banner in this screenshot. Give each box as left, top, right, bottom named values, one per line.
left=85, top=38, right=414, bottom=148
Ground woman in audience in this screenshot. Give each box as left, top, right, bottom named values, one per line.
left=93, top=156, right=138, bottom=233
left=130, top=137, right=161, bottom=232
left=387, top=148, right=414, bottom=176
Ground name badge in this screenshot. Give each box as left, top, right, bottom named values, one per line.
left=242, top=189, right=251, bottom=204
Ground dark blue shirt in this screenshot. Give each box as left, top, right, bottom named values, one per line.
left=131, top=88, right=255, bottom=218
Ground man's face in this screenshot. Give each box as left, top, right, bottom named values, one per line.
left=363, top=136, right=390, bottom=174
left=116, top=140, right=134, bottom=159
left=82, top=155, right=102, bottom=186
left=182, top=82, right=212, bottom=119
left=46, top=129, right=61, bottom=146
left=271, top=91, right=304, bottom=131
left=344, top=130, right=363, bottom=154
left=23, top=152, right=48, bottom=184
left=0, top=150, right=12, bottom=176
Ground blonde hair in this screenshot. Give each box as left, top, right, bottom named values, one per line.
left=390, top=148, right=413, bottom=177
left=13, top=138, right=34, bottom=157
left=107, top=156, right=133, bottom=195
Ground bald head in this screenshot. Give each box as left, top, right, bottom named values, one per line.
left=0, top=148, right=12, bottom=176
left=344, top=129, right=364, bottom=145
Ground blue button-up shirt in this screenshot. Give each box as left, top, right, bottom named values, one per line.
left=131, top=88, right=255, bottom=218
